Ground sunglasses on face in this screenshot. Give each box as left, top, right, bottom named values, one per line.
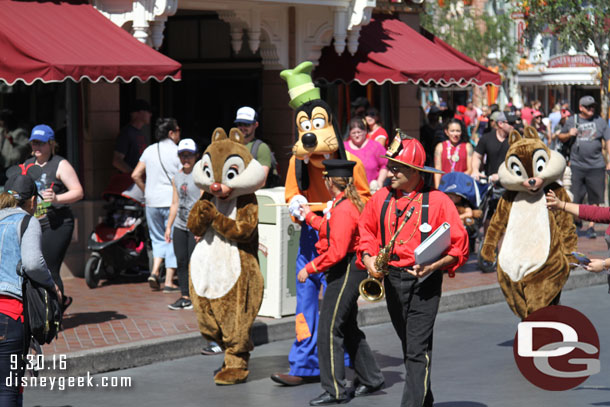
left=387, top=164, right=411, bottom=174
left=30, top=140, right=47, bottom=146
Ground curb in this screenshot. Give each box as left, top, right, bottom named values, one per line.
left=43, top=269, right=606, bottom=377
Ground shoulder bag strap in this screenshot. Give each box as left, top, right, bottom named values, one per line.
left=250, top=139, right=262, bottom=159
left=157, top=143, right=173, bottom=184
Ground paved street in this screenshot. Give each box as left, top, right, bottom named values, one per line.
left=25, top=284, right=610, bottom=407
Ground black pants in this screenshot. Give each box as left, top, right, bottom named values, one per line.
left=318, top=255, right=384, bottom=399
left=0, top=314, right=24, bottom=407
left=384, top=268, right=443, bottom=407
left=41, top=213, right=74, bottom=295
left=173, top=227, right=196, bottom=297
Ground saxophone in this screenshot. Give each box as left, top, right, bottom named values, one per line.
left=359, top=206, right=415, bottom=302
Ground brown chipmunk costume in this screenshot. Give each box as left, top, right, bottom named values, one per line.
left=480, top=126, right=577, bottom=319
left=187, top=127, right=265, bottom=385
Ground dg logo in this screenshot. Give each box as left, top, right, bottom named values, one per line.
left=513, top=305, right=600, bottom=391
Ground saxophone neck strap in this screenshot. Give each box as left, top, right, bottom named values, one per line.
left=379, top=188, right=430, bottom=248
left=421, top=191, right=430, bottom=242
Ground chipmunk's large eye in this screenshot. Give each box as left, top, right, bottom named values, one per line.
left=199, top=154, right=214, bottom=183
left=222, top=155, right=246, bottom=185
left=506, top=155, right=526, bottom=178
left=532, top=149, right=550, bottom=176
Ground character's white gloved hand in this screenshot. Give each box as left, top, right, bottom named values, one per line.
left=369, top=180, right=379, bottom=194
left=288, top=195, right=308, bottom=221
left=323, top=200, right=333, bottom=216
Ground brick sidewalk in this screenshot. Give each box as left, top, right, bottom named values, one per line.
left=43, top=230, right=607, bottom=356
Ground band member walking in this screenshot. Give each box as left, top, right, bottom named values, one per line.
left=358, top=137, right=468, bottom=407
left=298, top=159, right=384, bottom=406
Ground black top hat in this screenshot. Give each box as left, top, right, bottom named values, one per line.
left=322, top=159, right=356, bottom=178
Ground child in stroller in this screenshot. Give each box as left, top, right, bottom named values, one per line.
left=438, top=172, right=488, bottom=253
left=84, top=174, right=152, bottom=288
left=438, top=171, right=502, bottom=274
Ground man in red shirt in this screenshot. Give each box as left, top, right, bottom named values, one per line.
left=358, top=137, right=469, bottom=407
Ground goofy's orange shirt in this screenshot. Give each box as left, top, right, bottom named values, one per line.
left=284, top=152, right=371, bottom=214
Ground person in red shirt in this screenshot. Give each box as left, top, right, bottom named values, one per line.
left=358, top=137, right=469, bottom=407
left=364, top=107, right=389, bottom=147
left=297, top=159, right=383, bottom=406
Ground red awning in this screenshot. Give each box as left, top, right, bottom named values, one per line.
left=0, top=0, right=181, bottom=85
left=314, top=16, right=501, bottom=87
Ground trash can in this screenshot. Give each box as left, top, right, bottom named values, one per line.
left=256, top=187, right=299, bottom=318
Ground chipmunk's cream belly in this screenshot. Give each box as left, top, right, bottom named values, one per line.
left=498, top=192, right=550, bottom=282
left=190, top=198, right=241, bottom=299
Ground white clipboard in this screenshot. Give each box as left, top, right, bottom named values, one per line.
left=414, top=222, right=451, bottom=281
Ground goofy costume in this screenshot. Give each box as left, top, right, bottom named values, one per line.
left=270, top=62, right=370, bottom=385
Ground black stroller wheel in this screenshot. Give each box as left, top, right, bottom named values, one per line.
left=85, top=254, right=103, bottom=289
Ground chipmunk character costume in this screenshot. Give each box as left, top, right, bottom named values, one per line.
left=270, top=62, right=370, bottom=384
left=187, top=127, right=265, bottom=385
left=480, top=126, right=577, bottom=319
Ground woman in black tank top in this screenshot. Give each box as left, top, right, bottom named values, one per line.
left=25, top=124, right=83, bottom=313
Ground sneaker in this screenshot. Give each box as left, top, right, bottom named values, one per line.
left=168, top=298, right=193, bottom=310
left=201, top=343, right=223, bottom=355
left=586, top=227, right=597, bottom=239
left=163, top=285, right=180, bottom=293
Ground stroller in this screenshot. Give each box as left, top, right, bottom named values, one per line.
left=84, top=174, right=152, bottom=288
left=438, top=172, right=496, bottom=272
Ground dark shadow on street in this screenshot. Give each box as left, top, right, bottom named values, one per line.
left=372, top=350, right=403, bottom=369
left=62, top=311, right=127, bottom=330
left=248, top=355, right=290, bottom=382
left=497, top=339, right=514, bottom=347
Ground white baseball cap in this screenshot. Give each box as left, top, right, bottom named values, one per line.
left=234, top=106, right=258, bottom=124
left=178, top=138, right=197, bottom=153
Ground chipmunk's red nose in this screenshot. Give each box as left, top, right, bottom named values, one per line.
left=210, top=182, right=222, bottom=193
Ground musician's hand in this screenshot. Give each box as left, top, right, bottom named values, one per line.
left=363, top=255, right=384, bottom=280
left=297, top=268, right=309, bottom=283
left=409, top=264, right=435, bottom=278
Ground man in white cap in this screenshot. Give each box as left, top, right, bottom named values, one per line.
left=234, top=106, right=275, bottom=186
left=558, top=95, right=610, bottom=239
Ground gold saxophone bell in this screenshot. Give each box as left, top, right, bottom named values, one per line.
left=359, top=277, right=385, bottom=302
left=359, top=206, right=416, bottom=303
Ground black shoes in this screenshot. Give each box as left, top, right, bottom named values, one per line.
left=168, top=297, right=192, bottom=310
left=309, top=392, right=349, bottom=406
left=201, top=343, right=223, bottom=355
left=353, top=382, right=384, bottom=397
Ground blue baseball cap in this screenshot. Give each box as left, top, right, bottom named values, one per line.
left=29, top=124, right=54, bottom=143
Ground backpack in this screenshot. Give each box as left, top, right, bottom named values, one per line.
left=18, top=215, right=62, bottom=345
left=250, top=139, right=282, bottom=188
left=558, top=115, right=577, bottom=160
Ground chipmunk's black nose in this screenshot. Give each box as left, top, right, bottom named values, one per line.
left=528, top=179, right=536, bottom=186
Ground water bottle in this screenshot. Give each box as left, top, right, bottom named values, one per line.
left=37, top=173, right=51, bottom=215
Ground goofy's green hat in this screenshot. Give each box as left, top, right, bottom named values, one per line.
left=280, top=61, right=321, bottom=110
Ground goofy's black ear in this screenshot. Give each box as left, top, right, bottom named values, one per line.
left=295, top=159, right=309, bottom=191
